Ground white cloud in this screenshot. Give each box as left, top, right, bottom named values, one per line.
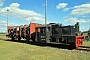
left=56, top=3, right=68, bottom=9
left=0, top=21, right=7, bottom=32
left=0, top=28, right=6, bottom=30
left=0, top=21, right=7, bottom=26
left=0, top=0, right=4, bottom=7
left=10, top=3, right=20, bottom=8
left=82, top=15, right=87, bottom=18
left=63, top=7, right=70, bottom=12
left=80, top=26, right=89, bottom=32
left=0, top=2, right=45, bottom=32
left=0, top=28, right=6, bottom=32
left=0, top=20, right=20, bottom=32
left=0, top=3, right=44, bottom=22
left=0, top=21, right=17, bottom=26
left=71, top=3, right=90, bottom=16
left=64, top=18, right=90, bottom=24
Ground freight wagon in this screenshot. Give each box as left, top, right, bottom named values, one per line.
left=6, top=22, right=83, bottom=48
left=6, top=23, right=42, bottom=42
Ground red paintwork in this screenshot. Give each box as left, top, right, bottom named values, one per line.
left=15, top=27, right=20, bottom=37
left=30, top=22, right=42, bottom=35
left=8, top=26, right=13, bottom=29
left=7, top=26, right=13, bottom=35
left=75, top=36, right=83, bottom=48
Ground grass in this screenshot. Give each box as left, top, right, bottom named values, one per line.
left=0, top=40, right=90, bottom=60
left=0, top=34, right=10, bottom=40
left=0, top=35, right=90, bottom=60
left=83, top=40, right=90, bottom=46
left=0, top=34, right=7, bottom=38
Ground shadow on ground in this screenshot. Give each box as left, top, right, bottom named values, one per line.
left=6, top=39, right=73, bottom=50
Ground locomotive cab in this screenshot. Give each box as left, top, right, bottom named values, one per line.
left=35, top=24, right=51, bottom=43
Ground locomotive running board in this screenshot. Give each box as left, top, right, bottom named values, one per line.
left=48, top=42, right=70, bottom=45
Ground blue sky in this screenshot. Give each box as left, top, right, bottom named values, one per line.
left=0, top=0, right=90, bottom=32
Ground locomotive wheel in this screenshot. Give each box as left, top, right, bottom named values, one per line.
left=10, top=35, right=14, bottom=41
left=11, top=37, right=14, bottom=41
left=18, top=37, right=21, bottom=41
left=18, top=35, right=21, bottom=41
left=32, top=38, right=35, bottom=42
left=26, top=37, right=30, bottom=43
left=69, top=43, right=76, bottom=49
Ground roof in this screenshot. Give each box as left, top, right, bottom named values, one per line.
left=35, top=23, right=60, bottom=28
left=35, top=24, right=48, bottom=28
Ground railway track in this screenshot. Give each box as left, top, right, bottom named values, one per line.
left=0, top=38, right=10, bottom=41
left=76, top=46, right=90, bottom=52
left=0, top=38, right=6, bottom=40
left=0, top=38, right=90, bottom=52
